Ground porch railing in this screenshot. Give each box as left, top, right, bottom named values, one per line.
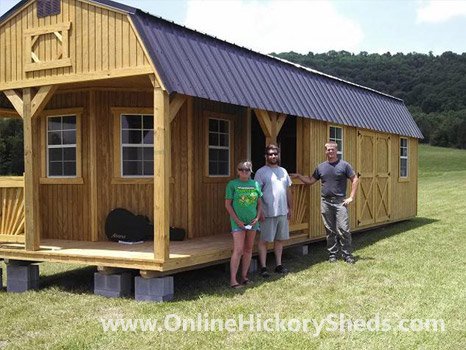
left=0, top=176, right=25, bottom=243
left=289, top=179, right=309, bottom=232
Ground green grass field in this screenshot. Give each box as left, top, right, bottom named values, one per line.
left=1, top=144, right=465, bottom=349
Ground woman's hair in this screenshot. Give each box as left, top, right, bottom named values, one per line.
left=237, top=160, right=253, bottom=173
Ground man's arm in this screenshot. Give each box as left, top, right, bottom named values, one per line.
left=290, top=173, right=318, bottom=185
left=286, top=186, right=293, bottom=221
left=343, top=174, right=359, bottom=206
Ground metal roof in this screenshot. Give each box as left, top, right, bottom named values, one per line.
left=1, top=0, right=423, bottom=139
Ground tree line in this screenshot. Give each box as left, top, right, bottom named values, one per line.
left=1, top=51, right=465, bottom=175
left=273, top=50, right=466, bottom=149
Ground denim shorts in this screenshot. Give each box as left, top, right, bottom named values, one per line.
left=231, top=224, right=260, bottom=233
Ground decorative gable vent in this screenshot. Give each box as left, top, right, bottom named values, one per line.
left=37, top=0, right=61, bottom=18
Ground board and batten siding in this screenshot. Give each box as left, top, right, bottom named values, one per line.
left=0, top=0, right=151, bottom=88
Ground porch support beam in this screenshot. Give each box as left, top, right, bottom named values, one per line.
left=4, top=90, right=24, bottom=118
left=31, top=85, right=57, bottom=118
left=153, top=87, right=170, bottom=262
left=0, top=108, right=21, bottom=119
left=253, top=109, right=287, bottom=145
left=23, top=88, right=41, bottom=251
left=169, top=94, right=187, bottom=123
left=187, top=97, right=195, bottom=239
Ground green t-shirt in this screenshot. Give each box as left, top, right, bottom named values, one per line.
left=225, top=179, right=263, bottom=230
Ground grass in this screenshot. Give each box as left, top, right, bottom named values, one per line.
left=1, top=144, right=466, bottom=349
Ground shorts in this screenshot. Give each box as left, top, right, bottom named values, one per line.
left=231, top=223, right=260, bottom=233
left=259, top=215, right=289, bottom=242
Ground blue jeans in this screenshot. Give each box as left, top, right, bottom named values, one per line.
left=321, top=198, right=353, bottom=257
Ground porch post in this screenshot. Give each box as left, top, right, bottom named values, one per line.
left=153, top=87, right=170, bottom=261
left=23, top=88, right=41, bottom=251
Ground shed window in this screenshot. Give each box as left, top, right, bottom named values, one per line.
left=400, top=138, right=409, bottom=178
left=208, top=118, right=230, bottom=176
left=47, top=115, right=77, bottom=177
left=329, top=126, right=343, bottom=160
left=120, top=114, right=154, bottom=177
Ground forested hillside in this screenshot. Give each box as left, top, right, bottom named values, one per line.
left=1, top=51, right=466, bottom=175
left=273, top=51, right=466, bottom=149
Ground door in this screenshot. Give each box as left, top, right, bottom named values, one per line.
left=375, top=135, right=391, bottom=223
left=357, top=130, right=376, bottom=226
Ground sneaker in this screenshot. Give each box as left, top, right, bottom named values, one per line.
left=344, top=255, right=356, bottom=264
left=328, top=255, right=337, bottom=263
left=274, top=265, right=289, bottom=274
left=261, top=267, right=270, bottom=278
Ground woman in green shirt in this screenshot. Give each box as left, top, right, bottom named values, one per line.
left=225, top=160, right=262, bottom=289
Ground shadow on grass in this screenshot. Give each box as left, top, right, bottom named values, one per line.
left=35, top=217, right=437, bottom=300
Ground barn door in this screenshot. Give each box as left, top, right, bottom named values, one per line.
left=375, top=135, right=391, bottom=223
left=357, top=130, right=376, bottom=226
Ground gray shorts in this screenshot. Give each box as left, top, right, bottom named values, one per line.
left=259, top=215, right=289, bottom=242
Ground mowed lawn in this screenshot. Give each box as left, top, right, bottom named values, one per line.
left=0, top=144, right=465, bottom=349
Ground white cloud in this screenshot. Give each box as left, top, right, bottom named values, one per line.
left=416, top=0, right=466, bottom=23
left=184, top=0, right=363, bottom=54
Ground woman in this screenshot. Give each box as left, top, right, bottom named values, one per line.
left=225, top=160, right=262, bottom=289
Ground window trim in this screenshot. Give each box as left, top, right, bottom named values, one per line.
left=40, top=108, right=83, bottom=185
left=203, top=111, right=235, bottom=182
left=112, top=107, right=154, bottom=184
left=328, top=125, right=344, bottom=160
left=399, top=137, right=410, bottom=181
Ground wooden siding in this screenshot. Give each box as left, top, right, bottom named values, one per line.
left=0, top=0, right=151, bottom=88
left=34, top=89, right=417, bottom=242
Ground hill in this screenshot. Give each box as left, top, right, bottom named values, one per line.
left=272, top=51, right=466, bottom=149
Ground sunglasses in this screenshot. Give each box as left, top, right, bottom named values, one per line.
left=266, top=153, right=278, bottom=157
left=238, top=168, right=251, bottom=172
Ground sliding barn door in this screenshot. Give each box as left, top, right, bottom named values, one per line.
left=375, top=135, right=391, bottom=223
left=357, top=130, right=376, bottom=227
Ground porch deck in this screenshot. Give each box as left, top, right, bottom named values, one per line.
left=0, top=231, right=312, bottom=273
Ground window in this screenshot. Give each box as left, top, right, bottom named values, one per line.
left=47, top=115, right=77, bottom=177
left=329, top=126, right=343, bottom=160
left=208, top=118, right=230, bottom=176
left=400, top=138, right=409, bottom=178
left=120, top=114, right=154, bottom=177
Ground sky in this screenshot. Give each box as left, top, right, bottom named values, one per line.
left=1, top=0, right=465, bottom=55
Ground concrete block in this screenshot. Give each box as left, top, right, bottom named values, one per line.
left=6, top=265, right=40, bottom=293
left=135, top=276, right=174, bottom=302
left=287, top=244, right=309, bottom=256
left=94, top=272, right=132, bottom=298
left=247, top=258, right=258, bottom=273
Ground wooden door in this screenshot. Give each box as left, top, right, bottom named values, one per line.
left=375, top=135, right=391, bottom=223
left=357, top=130, right=376, bottom=226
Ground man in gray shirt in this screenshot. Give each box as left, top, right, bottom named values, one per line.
left=254, top=144, right=293, bottom=277
left=291, top=141, right=359, bottom=263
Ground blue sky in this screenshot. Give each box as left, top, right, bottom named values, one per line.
left=1, top=0, right=465, bottom=55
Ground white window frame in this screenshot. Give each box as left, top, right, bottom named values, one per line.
left=46, top=115, right=77, bottom=178
left=208, top=117, right=231, bottom=177
left=400, top=137, right=409, bottom=179
left=120, top=114, right=154, bottom=178
left=329, top=125, right=344, bottom=160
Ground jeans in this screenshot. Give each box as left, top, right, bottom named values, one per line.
left=321, top=198, right=353, bottom=257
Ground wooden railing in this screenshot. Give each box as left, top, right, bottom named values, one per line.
left=0, top=176, right=25, bottom=243
left=289, top=179, right=309, bottom=232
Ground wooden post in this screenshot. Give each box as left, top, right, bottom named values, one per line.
left=23, top=88, right=41, bottom=251
left=187, top=96, right=195, bottom=239
left=154, top=87, right=170, bottom=261
left=89, top=91, right=99, bottom=241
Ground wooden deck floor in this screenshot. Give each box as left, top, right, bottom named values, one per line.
left=0, top=232, right=312, bottom=272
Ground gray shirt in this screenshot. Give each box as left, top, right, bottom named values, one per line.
left=312, top=160, right=355, bottom=198
left=254, top=166, right=292, bottom=217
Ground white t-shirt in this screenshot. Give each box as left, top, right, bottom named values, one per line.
left=254, top=165, right=292, bottom=217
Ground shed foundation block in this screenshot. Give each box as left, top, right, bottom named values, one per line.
left=135, top=276, right=174, bottom=302
left=287, top=244, right=309, bottom=256
left=94, top=272, right=133, bottom=298
left=6, top=264, right=39, bottom=293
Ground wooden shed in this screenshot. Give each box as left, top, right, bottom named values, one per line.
left=0, top=0, right=422, bottom=296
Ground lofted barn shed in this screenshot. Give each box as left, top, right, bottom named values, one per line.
left=0, top=0, right=422, bottom=299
